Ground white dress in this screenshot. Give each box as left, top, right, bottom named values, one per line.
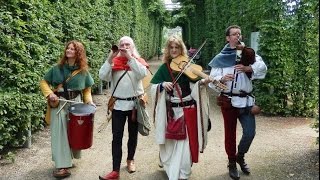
left=151, top=82, right=210, bottom=180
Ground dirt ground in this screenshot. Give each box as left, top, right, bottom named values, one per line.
left=0, top=58, right=319, bottom=180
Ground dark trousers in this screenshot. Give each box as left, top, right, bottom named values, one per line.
left=111, top=109, right=138, bottom=171
left=221, top=106, right=256, bottom=161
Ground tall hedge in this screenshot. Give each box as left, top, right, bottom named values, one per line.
left=0, top=0, right=165, bottom=151
left=175, top=0, right=318, bottom=117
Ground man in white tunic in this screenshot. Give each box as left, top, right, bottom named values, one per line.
left=208, top=25, right=267, bottom=180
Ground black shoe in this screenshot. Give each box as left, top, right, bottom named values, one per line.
left=236, top=155, right=251, bottom=175
left=228, top=162, right=240, bottom=180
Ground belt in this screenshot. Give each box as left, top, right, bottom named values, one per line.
left=115, top=96, right=137, bottom=101
left=221, top=92, right=252, bottom=97
left=55, top=90, right=81, bottom=99
left=171, top=100, right=196, bottom=107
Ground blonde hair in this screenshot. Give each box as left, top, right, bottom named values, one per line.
left=162, top=35, right=188, bottom=63
left=58, top=40, right=89, bottom=72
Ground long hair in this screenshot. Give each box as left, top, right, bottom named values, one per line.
left=58, top=40, right=89, bottom=72
left=162, top=35, right=188, bottom=63
left=118, top=36, right=140, bottom=58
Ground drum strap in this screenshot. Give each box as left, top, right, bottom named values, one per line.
left=53, top=68, right=82, bottom=95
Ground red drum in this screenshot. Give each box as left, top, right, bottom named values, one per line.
left=68, top=103, right=96, bottom=150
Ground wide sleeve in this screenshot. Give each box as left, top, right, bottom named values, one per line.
left=127, top=58, right=148, bottom=80
left=150, top=64, right=171, bottom=84
left=191, top=81, right=209, bottom=152
left=251, top=54, right=267, bottom=80
left=99, top=61, right=112, bottom=82
left=85, top=72, right=94, bottom=88
left=39, top=80, right=53, bottom=98
left=208, top=67, right=224, bottom=93
left=39, top=79, right=53, bottom=125
left=151, top=84, right=167, bottom=144
left=82, top=87, right=92, bottom=103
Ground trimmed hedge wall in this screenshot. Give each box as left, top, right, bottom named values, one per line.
left=0, top=0, right=165, bottom=151
left=175, top=0, right=319, bottom=117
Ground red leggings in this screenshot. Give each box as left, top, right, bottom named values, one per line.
left=221, top=107, right=239, bottom=161
left=221, top=106, right=256, bottom=161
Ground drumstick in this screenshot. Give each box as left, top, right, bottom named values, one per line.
left=56, top=100, right=83, bottom=115
left=97, top=121, right=108, bottom=133
left=98, top=112, right=112, bottom=133
left=58, top=99, right=83, bottom=104
left=56, top=102, right=68, bottom=115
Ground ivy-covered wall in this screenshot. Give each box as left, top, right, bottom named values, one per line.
left=0, top=0, right=165, bottom=151
left=176, top=0, right=319, bottom=117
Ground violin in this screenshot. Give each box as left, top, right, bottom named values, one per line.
left=170, top=55, right=228, bottom=90
left=170, top=55, right=202, bottom=80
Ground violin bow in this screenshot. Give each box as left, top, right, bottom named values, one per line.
left=173, top=39, right=207, bottom=85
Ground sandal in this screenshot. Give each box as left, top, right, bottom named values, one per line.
left=53, top=168, right=71, bottom=178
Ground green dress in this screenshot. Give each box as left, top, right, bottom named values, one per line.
left=44, top=64, right=94, bottom=168
left=150, top=63, right=198, bottom=97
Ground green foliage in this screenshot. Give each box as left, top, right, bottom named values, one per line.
left=178, top=0, right=319, bottom=118
left=0, top=1, right=58, bottom=93
left=0, top=91, right=45, bottom=151
left=257, top=19, right=293, bottom=116
left=0, top=151, right=15, bottom=164
left=170, top=1, right=195, bottom=28
left=0, top=0, right=165, bottom=151
left=257, top=0, right=319, bottom=117
left=311, top=115, right=319, bottom=144
left=147, top=1, right=170, bottom=25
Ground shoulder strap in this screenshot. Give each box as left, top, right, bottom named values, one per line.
left=111, top=70, right=128, bottom=96
left=54, top=68, right=82, bottom=92
left=165, top=63, right=184, bottom=105
left=153, top=85, right=160, bottom=124
left=65, top=69, right=82, bottom=83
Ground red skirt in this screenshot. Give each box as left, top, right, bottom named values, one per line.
left=184, top=107, right=199, bottom=163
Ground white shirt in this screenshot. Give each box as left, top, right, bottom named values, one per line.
left=208, top=54, right=267, bottom=108
left=99, top=58, right=148, bottom=111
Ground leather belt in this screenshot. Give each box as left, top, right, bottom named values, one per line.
left=221, top=92, right=252, bottom=97
left=115, top=96, right=137, bottom=101
left=171, top=100, right=196, bottom=107
left=55, top=90, right=81, bottom=99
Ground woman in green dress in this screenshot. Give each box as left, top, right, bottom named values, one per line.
left=40, top=40, right=95, bottom=178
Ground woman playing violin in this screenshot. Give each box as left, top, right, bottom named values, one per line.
left=150, top=35, right=211, bottom=180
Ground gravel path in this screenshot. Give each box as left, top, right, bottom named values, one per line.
left=0, top=58, right=318, bottom=180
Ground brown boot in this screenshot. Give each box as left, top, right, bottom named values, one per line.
left=127, top=160, right=136, bottom=173
left=52, top=168, right=71, bottom=178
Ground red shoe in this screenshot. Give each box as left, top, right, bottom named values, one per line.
left=99, top=171, right=119, bottom=180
